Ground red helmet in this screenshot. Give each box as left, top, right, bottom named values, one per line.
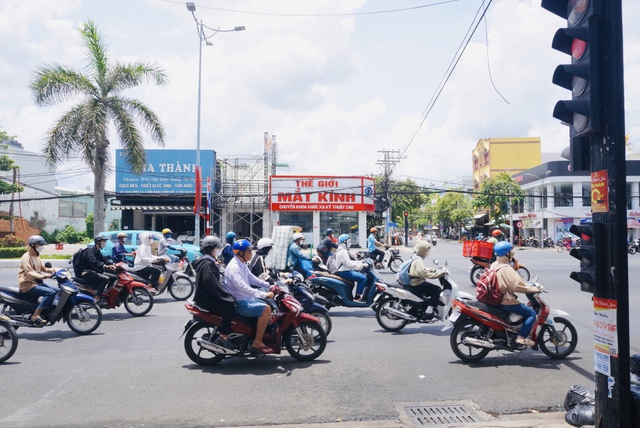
left=492, top=229, right=503, bottom=237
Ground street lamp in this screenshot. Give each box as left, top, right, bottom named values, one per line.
left=525, top=171, right=552, bottom=248
left=186, top=2, right=244, bottom=246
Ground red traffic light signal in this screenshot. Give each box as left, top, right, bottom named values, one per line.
left=568, top=222, right=607, bottom=293
left=403, top=211, right=408, bottom=217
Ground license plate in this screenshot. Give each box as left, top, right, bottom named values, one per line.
left=448, top=311, right=461, bottom=323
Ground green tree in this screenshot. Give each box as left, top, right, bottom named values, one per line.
left=0, top=128, right=24, bottom=195
left=29, top=20, right=167, bottom=233
left=434, top=192, right=474, bottom=233
left=85, top=213, right=94, bottom=238
left=473, top=173, right=527, bottom=225
left=374, top=176, right=426, bottom=223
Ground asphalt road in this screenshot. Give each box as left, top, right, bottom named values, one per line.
left=0, top=240, right=638, bottom=428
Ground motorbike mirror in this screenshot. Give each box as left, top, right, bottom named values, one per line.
left=432, top=259, right=439, bottom=266
left=44, top=262, right=52, bottom=268
left=532, top=275, right=539, bottom=282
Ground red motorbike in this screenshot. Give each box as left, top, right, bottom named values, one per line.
left=448, top=283, right=577, bottom=363
left=73, top=262, right=154, bottom=317
left=181, top=283, right=327, bottom=366
left=468, top=256, right=529, bottom=285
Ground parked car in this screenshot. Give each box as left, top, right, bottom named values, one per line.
left=94, top=230, right=201, bottom=261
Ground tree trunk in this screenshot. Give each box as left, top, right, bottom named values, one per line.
left=93, top=143, right=107, bottom=236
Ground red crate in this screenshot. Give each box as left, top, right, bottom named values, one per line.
left=471, top=241, right=494, bottom=259
left=462, top=240, right=473, bottom=257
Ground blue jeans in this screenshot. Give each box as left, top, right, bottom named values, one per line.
left=337, top=270, right=368, bottom=296
left=235, top=298, right=267, bottom=318
left=24, top=283, right=57, bottom=311
left=499, top=303, right=536, bottom=338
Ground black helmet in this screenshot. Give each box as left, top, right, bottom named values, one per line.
left=94, top=235, right=108, bottom=244
left=200, top=235, right=222, bottom=254
left=326, top=228, right=335, bottom=236
left=28, top=235, right=47, bottom=246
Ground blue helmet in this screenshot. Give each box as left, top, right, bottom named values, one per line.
left=338, top=234, right=350, bottom=244
left=494, top=241, right=513, bottom=257
left=226, top=231, right=236, bottom=239
left=232, top=239, right=251, bottom=254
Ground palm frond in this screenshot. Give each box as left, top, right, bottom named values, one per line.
left=29, top=64, right=96, bottom=107
left=105, top=61, right=168, bottom=94
left=80, top=20, right=109, bottom=85
left=42, top=104, right=92, bottom=169
left=112, top=97, right=165, bottom=144
left=108, top=100, right=145, bottom=173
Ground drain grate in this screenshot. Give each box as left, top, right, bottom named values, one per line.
left=403, top=404, right=484, bottom=426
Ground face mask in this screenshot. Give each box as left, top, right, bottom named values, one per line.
left=36, top=245, right=44, bottom=253
left=213, top=248, right=222, bottom=258
left=345, top=239, right=351, bottom=249
left=100, top=242, right=106, bottom=249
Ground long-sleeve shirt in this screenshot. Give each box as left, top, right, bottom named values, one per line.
left=112, top=241, right=127, bottom=263
left=287, top=242, right=311, bottom=268
left=335, top=246, right=365, bottom=272
left=224, top=255, right=270, bottom=301
left=193, top=255, right=235, bottom=309
left=134, top=236, right=159, bottom=270
left=18, top=249, right=55, bottom=293
left=492, top=260, right=540, bottom=306
left=408, top=257, right=443, bottom=286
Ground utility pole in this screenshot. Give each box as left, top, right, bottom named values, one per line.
left=376, top=149, right=403, bottom=245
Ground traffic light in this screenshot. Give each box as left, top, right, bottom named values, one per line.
left=542, top=0, right=602, bottom=172
left=568, top=222, right=606, bottom=293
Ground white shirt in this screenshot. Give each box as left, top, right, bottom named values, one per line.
left=224, top=255, right=270, bottom=301
left=335, top=245, right=365, bottom=272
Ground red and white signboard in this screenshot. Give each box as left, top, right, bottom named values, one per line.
left=269, top=175, right=375, bottom=212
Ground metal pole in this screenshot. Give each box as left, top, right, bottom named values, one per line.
left=194, top=19, right=202, bottom=247
left=509, top=189, right=513, bottom=246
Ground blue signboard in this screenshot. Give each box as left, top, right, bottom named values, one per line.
left=115, top=149, right=215, bottom=194
left=388, top=222, right=397, bottom=228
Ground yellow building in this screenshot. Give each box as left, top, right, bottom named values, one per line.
left=472, top=137, right=541, bottom=189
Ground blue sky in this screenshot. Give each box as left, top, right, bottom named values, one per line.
left=1, top=0, right=639, bottom=191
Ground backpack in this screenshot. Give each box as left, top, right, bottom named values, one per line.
left=396, top=256, right=420, bottom=287
left=475, top=264, right=509, bottom=306
left=71, top=248, right=86, bottom=277
left=326, top=254, right=339, bottom=274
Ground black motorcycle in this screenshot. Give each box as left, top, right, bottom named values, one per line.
left=0, top=314, right=18, bottom=363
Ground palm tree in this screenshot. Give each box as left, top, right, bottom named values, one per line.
left=29, top=20, right=167, bottom=233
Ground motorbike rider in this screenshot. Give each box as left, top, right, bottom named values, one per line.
left=111, top=232, right=132, bottom=264
left=406, top=240, right=447, bottom=319
left=368, top=227, right=385, bottom=268
left=487, top=229, right=504, bottom=246
left=492, top=241, right=542, bottom=347
left=221, top=231, right=236, bottom=266
left=249, top=237, right=274, bottom=281
left=335, top=234, right=372, bottom=302
left=316, top=229, right=338, bottom=264
left=192, top=236, right=237, bottom=350
left=79, top=236, right=118, bottom=305
left=287, top=232, right=317, bottom=278
left=158, top=228, right=179, bottom=262
left=133, top=232, right=163, bottom=295
left=18, top=235, right=57, bottom=325
left=224, top=239, right=275, bottom=354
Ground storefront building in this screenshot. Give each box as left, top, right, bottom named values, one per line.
left=269, top=175, right=375, bottom=248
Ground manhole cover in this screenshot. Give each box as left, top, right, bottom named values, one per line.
left=403, top=405, right=483, bottom=426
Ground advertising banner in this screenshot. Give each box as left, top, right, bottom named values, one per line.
left=115, top=149, right=215, bottom=194
left=269, top=175, right=375, bottom=212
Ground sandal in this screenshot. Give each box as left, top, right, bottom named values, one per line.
left=31, top=316, right=47, bottom=326
left=249, top=344, right=273, bottom=354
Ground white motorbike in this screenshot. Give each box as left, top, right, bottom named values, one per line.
left=372, top=260, right=473, bottom=332
left=356, top=246, right=403, bottom=273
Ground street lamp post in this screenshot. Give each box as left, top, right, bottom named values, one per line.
left=186, top=2, right=244, bottom=246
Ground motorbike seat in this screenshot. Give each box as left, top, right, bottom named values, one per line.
left=467, top=300, right=512, bottom=320
left=0, top=285, right=40, bottom=303
left=0, top=284, right=22, bottom=294
left=192, top=303, right=258, bottom=327
left=312, top=271, right=355, bottom=286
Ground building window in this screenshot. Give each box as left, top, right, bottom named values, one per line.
left=278, top=212, right=313, bottom=233
left=627, top=183, right=632, bottom=209
left=582, top=183, right=591, bottom=207
left=542, top=187, right=548, bottom=209
left=527, top=192, right=535, bottom=212
left=554, top=183, right=573, bottom=207
left=59, top=201, right=87, bottom=218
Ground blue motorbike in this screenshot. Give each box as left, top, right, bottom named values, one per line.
left=288, top=272, right=332, bottom=336
left=307, top=259, right=384, bottom=310
left=0, top=268, right=102, bottom=335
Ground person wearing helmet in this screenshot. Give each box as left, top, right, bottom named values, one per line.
left=368, top=227, right=385, bottom=268
left=487, top=229, right=504, bottom=246
left=225, top=239, right=275, bottom=354
left=287, top=232, right=315, bottom=278
left=406, top=240, right=447, bottom=319
left=316, top=229, right=338, bottom=264
left=250, top=237, right=274, bottom=281
left=334, top=233, right=372, bottom=302
left=18, top=235, right=57, bottom=325
left=492, top=241, right=542, bottom=347
left=192, top=236, right=237, bottom=350
left=79, top=235, right=118, bottom=304
left=221, top=231, right=237, bottom=266
left=111, top=232, right=132, bottom=264
left=133, top=232, right=164, bottom=295
left=158, top=228, right=179, bottom=262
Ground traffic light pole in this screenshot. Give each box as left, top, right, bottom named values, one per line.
left=591, top=1, right=631, bottom=425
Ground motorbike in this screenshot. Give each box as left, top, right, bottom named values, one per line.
left=289, top=273, right=332, bottom=336
left=181, top=282, right=327, bottom=366
left=0, top=268, right=102, bottom=335
left=468, top=256, right=529, bottom=285
left=448, top=281, right=578, bottom=363
left=154, top=258, right=195, bottom=301
left=373, top=261, right=474, bottom=332
left=307, top=259, right=384, bottom=309
left=356, top=246, right=403, bottom=272
left=628, top=239, right=639, bottom=255
left=0, top=314, right=18, bottom=363
left=72, top=262, right=154, bottom=317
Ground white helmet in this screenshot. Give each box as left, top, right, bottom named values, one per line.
left=292, top=233, right=305, bottom=242
left=257, top=238, right=274, bottom=250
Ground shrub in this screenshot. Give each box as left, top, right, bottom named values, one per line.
left=86, top=213, right=94, bottom=238
left=0, top=234, right=25, bottom=247
left=56, top=225, right=87, bottom=244
left=40, top=229, right=59, bottom=244
left=0, top=247, right=26, bottom=258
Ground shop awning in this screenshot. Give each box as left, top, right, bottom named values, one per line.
left=473, top=212, right=488, bottom=219
left=110, top=205, right=194, bottom=211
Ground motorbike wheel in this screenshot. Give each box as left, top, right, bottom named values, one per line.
left=184, top=322, right=225, bottom=366
left=469, top=265, right=484, bottom=286
left=389, top=257, right=403, bottom=273
left=516, top=266, right=530, bottom=281
left=169, top=276, right=195, bottom=301
left=65, top=301, right=102, bottom=335
left=538, top=317, right=578, bottom=359
left=309, top=311, right=332, bottom=336
left=0, top=320, right=18, bottom=363
left=284, top=321, right=327, bottom=361
left=375, top=298, right=409, bottom=332
left=450, top=318, right=491, bottom=363
left=124, top=288, right=154, bottom=317
left=629, top=247, right=637, bottom=255
left=556, top=245, right=565, bottom=253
